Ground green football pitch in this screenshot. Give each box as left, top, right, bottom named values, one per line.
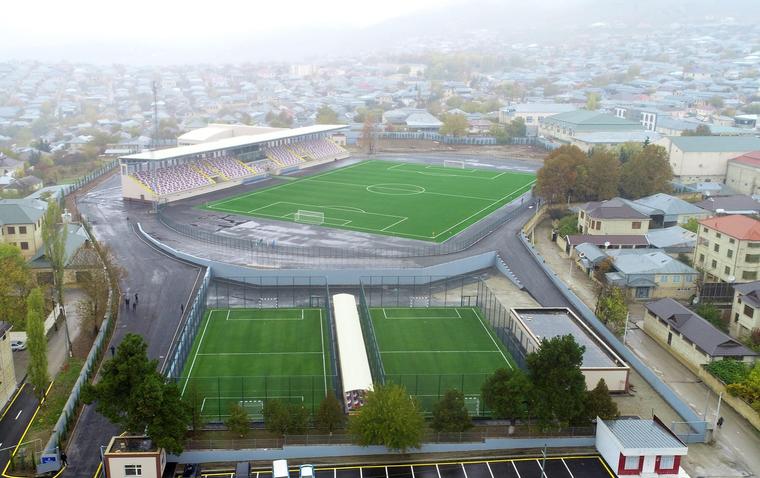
left=202, top=160, right=535, bottom=242
left=369, top=307, right=516, bottom=415
left=177, top=308, right=332, bottom=421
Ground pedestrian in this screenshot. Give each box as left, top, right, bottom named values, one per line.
left=132, top=301, right=137, bottom=312
left=134, top=292, right=139, bottom=305
left=180, top=303, right=184, bottom=314
left=125, top=296, right=130, bottom=307
left=60, top=452, right=67, bottom=466
left=110, top=345, right=115, bottom=357
left=717, top=416, right=724, bottom=428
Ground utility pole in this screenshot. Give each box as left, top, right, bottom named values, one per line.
left=152, top=81, right=159, bottom=149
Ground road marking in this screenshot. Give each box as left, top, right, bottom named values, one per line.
left=512, top=462, right=522, bottom=478
left=485, top=462, right=495, bottom=478
left=14, top=410, right=22, bottom=420
left=562, top=458, right=575, bottom=478
left=0, top=383, right=26, bottom=421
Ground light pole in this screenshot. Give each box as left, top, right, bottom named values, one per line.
left=622, top=312, right=631, bottom=345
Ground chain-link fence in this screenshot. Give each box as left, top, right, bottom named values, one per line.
left=156, top=197, right=532, bottom=261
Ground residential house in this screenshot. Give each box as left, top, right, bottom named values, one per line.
left=596, top=416, right=688, bottom=478
left=633, top=193, right=709, bottom=228
left=645, top=226, right=697, bottom=256
left=0, top=198, right=47, bottom=259
left=604, top=249, right=698, bottom=300
left=0, top=321, right=15, bottom=412
left=730, top=281, right=760, bottom=339
left=654, top=136, right=760, bottom=183
left=578, top=198, right=651, bottom=235
left=29, top=223, right=100, bottom=285
left=560, top=234, right=650, bottom=258
left=1, top=176, right=43, bottom=195
left=694, top=195, right=760, bottom=216
left=725, top=151, right=760, bottom=196
left=644, top=298, right=757, bottom=369
left=498, top=102, right=576, bottom=126
left=694, top=215, right=760, bottom=283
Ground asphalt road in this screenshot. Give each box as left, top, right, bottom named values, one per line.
left=0, top=384, right=38, bottom=473
left=61, top=176, right=204, bottom=478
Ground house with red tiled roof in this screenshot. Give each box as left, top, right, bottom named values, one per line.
left=726, top=151, right=760, bottom=196
left=694, top=214, right=760, bottom=283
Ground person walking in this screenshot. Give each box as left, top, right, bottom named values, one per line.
left=134, top=292, right=139, bottom=305
left=132, top=301, right=137, bottom=312
left=125, top=296, right=130, bottom=308
left=60, top=452, right=67, bottom=467
left=180, top=303, right=184, bottom=314
left=110, top=345, right=115, bottom=357
left=717, top=416, right=724, bottom=428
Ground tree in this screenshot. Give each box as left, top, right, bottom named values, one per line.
left=226, top=403, right=250, bottom=438
left=506, top=117, right=526, bottom=138
left=77, top=266, right=110, bottom=338
left=263, top=399, right=309, bottom=436
left=596, top=286, right=628, bottom=334
left=0, top=243, right=31, bottom=329
left=481, top=368, right=531, bottom=423
left=527, top=335, right=587, bottom=426
left=431, top=389, right=472, bottom=432
left=26, top=288, right=49, bottom=400
left=41, top=201, right=68, bottom=349
left=315, top=394, right=345, bottom=434
left=619, top=145, right=673, bottom=199
left=556, top=214, right=578, bottom=237
left=594, top=257, right=616, bottom=285
left=583, top=379, right=619, bottom=422
left=316, top=106, right=339, bottom=124
left=616, top=142, right=643, bottom=163
left=360, top=116, right=377, bottom=154
left=82, top=334, right=190, bottom=453
left=708, top=96, right=725, bottom=109
left=586, top=92, right=600, bottom=110
left=183, top=381, right=204, bottom=435
left=440, top=114, right=469, bottom=136
left=587, top=148, right=622, bottom=200
left=349, top=383, right=424, bottom=452
left=536, top=145, right=591, bottom=203
left=683, top=217, right=700, bottom=233
left=696, top=303, right=728, bottom=333
left=681, top=124, right=712, bottom=136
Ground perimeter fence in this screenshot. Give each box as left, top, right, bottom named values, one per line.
left=156, top=193, right=532, bottom=260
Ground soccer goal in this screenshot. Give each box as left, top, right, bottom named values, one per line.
left=294, top=209, right=325, bottom=225
left=443, top=160, right=465, bottom=169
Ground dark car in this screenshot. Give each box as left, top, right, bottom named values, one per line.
left=182, top=464, right=199, bottom=477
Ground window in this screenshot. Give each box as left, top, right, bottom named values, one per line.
left=7, top=226, right=15, bottom=234
left=745, top=254, right=760, bottom=264
left=673, top=275, right=682, bottom=283
left=727, top=249, right=733, bottom=258
left=729, top=238, right=736, bottom=244
left=725, top=266, right=731, bottom=275
left=699, top=253, right=705, bottom=263
left=743, top=271, right=758, bottom=280
left=744, top=304, right=754, bottom=317
left=714, top=243, right=720, bottom=253
left=20, top=242, right=28, bottom=250
left=124, top=465, right=142, bottom=476
left=735, top=313, right=740, bottom=323
left=579, top=211, right=584, bottom=218
left=624, top=455, right=640, bottom=469
left=749, top=242, right=760, bottom=248
left=659, top=275, right=668, bottom=283
left=595, top=221, right=601, bottom=230
left=658, top=455, right=676, bottom=470
left=632, top=221, right=641, bottom=229
left=19, top=226, right=26, bottom=234
left=711, top=259, right=717, bottom=269
left=716, top=232, right=722, bottom=238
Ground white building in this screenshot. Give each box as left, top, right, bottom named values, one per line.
left=654, top=136, right=760, bottom=183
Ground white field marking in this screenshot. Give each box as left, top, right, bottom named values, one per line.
left=380, top=307, right=463, bottom=319
left=323, top=205, right=367, bottom=213
left=14, top=410, right=22, bottom=420
left=471, top=308, right=513, bottom=370
left=200, top=396, right=304, bottom=413
left=196, top=351, right=323, bottom=356
left=380, top=350, right=505, bottom=354
left=226, top=310, right=230, bottom=321
left=209, top=160, right=370, bottom=208
left=253, top=200, right=407, bottom=221
left=311, top=178, right=499, bottom=202
left=430, top=179, right=536, bottom=240
left=380, top=216, right=409, bottom=231
left=319, top=309, right=327, bottom=396
left=512, top=462, right=522, bottom=478
left=562, top=458, right=575, bottom=478
left=181, top=310, right=214, bottom=396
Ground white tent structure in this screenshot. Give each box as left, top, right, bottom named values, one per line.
left=332, top=293, right=374, bottom=411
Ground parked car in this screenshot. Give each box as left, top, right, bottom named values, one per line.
left=182, top=464, right=199, bottom=477
left=299, top=464, right=315, bottom=478
left=11, top=340, right=26, bottom=351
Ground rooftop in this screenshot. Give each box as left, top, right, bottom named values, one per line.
left=634, top=193, right=708, bottom=217
left=603, top=417, right=687, bottom=450
left=545, top=110, right=641, bottom=132
left=699, top=214, right=760, bottom=240
left=582, top=198, right=651, bottom=220
left=694, top=195, right=760, bottom=214
left=566, top=234, right=650, bottom=247
left=729, top=151, right=760, bottom=169
left=106, top=436, right=157, bottom=454
left=734, top=280, right=760, bottom=308
left=0, top=320, right=10, bottom=337
left=607, top=249, right=696, bottom=275
left=667, top=135, right=760, bottom=153
left=0, top=198, right=47, bottom=225
left=645, top=298, right=757, bottom=357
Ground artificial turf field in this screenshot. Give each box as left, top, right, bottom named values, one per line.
left=369, top=307, right=517, bottom=415
left=178, top=308, right=332, bottom=420
left=202, top=159, right=535, bottom=242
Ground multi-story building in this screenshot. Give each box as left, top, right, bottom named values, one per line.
left=694, top=215, right=760, bottom=283
left=725, top=151, right=760, bottom=196
left=0, top=198, right=47, bottom=259
left=539, top=110, right=643, bottom=145
left=578, top=198, right=651, bottom=235
left=730, top=281, right=760, bottom=339
left=654, top=136, right=760, bottom=183
left=0, top=321, right=16, bottom=411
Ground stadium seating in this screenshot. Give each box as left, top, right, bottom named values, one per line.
left=199, top=156, right=258, bottom=180
left=265, top=145, right=304, bottom=167
left=264, top=139, right=347, bottom=167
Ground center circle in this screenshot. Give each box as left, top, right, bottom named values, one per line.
left=366, top=183, right=426, bottom=196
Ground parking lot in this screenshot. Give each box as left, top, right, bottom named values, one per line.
left=199, top=456, right=613, bottom=478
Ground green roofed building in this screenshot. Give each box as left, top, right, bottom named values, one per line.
left=654, top=135, right=760, bottom=183
left=539, top=109, right=651, bottom=151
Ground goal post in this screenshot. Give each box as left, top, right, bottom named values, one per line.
left=443, top=160, right=465, bottom=169
left=294, top=210, right=325, bottom=225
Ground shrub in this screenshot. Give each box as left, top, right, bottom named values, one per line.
left=705, top=360, right=749, bottom=385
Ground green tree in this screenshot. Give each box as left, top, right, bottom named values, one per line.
left=431, top=389, right=472, bottom=432
left=82, top=334, right=190, bottom=453
left=440, top=114, right=469, bottom=136
left=556, top=215, right=578, bottom=237
left=41, top=201, right=69, bottom=348
left=682, top=217, right=700, bottom=233
left=587, top=148, right=622, bottom=200
left=481, top=368, right=531, bottom=423
left=226, top=403, right=250, bottom=438
left=596, top=286, right=628, bottom=334
left=708, top=96, right=725, bottom=109
left=619, top=145, right=673, bottom=199
left=316, top=106, right=340, bottom=124
left=263, top=399, right=309, bottom=435
left=26, top=288, right=49, bottom=400
left=583, top=379, right=619, bottom=422
left=506, top=117, right=526, bottom=138
left=0, top=243, right=31, bottom=329
left=681, top=125, right=712, bottom=136
left=183, top=381, right=204, bottom=435
left=727, top=362, right=760, bottom=412
left=696, top=303, right=728, bottom=332
left=349, top=383, right=424, bottom=452
left=586, top=92, right=600, bottom=110
left=527, top=335, right=587, bottom=426
left=315, top=394, right=345, bottom=434
left=615, top=142, right=643, bottom=163
left=536, top=145, right=591, bottom=203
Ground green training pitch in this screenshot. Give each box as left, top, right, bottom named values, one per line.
left=201, top=160, right=535, bottom=243
left=369, top=307, right=516, bottom=415
left=177, top=308, right=332, bottom=421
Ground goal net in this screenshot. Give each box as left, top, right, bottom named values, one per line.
left=294, top=210, right=325, bottom=224
left=443, top=160, right=465, bottom=169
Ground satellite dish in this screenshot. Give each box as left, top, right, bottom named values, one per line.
left=728, top=276, right=736, bottom=283
left=604, top=241, right=611, bottom=248
left=578, top=252, right=586, bottom=259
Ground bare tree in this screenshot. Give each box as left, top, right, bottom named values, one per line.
left=360, top=116, right=377, bottom=154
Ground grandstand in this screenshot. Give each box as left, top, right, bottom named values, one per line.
left=120, top=124, right=348, bottom=203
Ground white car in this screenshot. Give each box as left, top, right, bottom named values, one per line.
left=11, top=340, right=26, bottom=351
left=299, top=464, right=315, bottom=478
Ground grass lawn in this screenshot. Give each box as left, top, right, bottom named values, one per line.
left=201, top=160, right=535, bottom=242
left=178, top=308, right=332, bottom=421
left=369, top=307, right=516, bottom=415
left=27, top=358, right=85, bottom=447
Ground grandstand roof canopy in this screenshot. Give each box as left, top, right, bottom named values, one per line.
left=332, top=293, right=374, bottom=394
left=121, top=124, right=347, bottom=162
